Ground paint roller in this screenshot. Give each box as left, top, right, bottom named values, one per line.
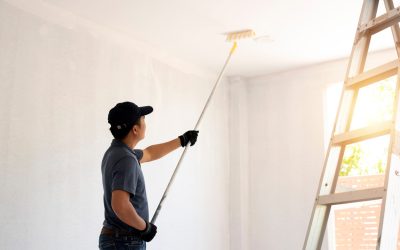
left=151, top=29, right=256, bottom=224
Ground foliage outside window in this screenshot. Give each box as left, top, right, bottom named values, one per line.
left=339, top=77, right=396, bottom=177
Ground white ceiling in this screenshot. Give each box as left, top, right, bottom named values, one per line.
left=41, top=0, right=397, bottom=77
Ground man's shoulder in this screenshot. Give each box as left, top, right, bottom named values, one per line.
left=102, top=146, right=135, bottom=167
left=132, top=149, right=143, bottom=161
left=108, top=144, right=134, bottom=158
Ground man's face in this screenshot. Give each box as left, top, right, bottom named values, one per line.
left=135, top=116, right=146, bottom=140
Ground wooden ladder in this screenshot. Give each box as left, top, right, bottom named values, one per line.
left=304, top=0, right=400, bottom=249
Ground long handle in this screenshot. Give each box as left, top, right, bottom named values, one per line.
left=151, top=42, right=238, bottom=224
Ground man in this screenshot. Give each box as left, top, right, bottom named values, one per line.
left=99, top=101, right=199, bottom=250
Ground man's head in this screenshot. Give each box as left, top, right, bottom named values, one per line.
left=108, top=102, right=153, bottom=140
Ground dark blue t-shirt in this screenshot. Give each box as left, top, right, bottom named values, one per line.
left=101, top=139, right=149, bottom=231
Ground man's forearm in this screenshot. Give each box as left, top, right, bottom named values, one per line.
left=113, top=201, right=147, bottom=230
left=144, top=138, right=180, bottom=161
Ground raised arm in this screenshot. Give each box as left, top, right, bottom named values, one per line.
left=140, top=130, right=199, bottom=163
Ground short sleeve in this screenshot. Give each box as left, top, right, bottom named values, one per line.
left=133, top=149, right=144, bottom=161
left=112, top=156, right=139, bottom=195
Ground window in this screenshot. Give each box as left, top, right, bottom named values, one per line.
left=325, top=76, right=398, bottom=249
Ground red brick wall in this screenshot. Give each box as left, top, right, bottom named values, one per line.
left=334, top=175, right=400, bottom=249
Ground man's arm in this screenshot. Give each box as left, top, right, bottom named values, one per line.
left=140, top=138, right=180, bottom=163
left=111, top=190, right=147, bottom=230
left=140, top=130, right=199, bottom=163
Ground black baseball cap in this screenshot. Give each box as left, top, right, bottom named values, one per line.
left=108, top=102, right=153, bottom=130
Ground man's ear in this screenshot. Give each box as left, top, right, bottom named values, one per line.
left=132, top=125, right=138, bottom=135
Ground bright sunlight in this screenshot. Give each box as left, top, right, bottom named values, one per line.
left=340, top=75, right=396, bottom=179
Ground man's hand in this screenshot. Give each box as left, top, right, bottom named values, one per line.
left=140, top=221, right=157, bottom=242
left=179, top=130, right=199, bottom=147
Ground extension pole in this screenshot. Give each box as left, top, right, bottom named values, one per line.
left=151, top=42, right=238, bottom=224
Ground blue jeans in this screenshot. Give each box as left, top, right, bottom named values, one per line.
left=99, top=233, right=146, bottom=250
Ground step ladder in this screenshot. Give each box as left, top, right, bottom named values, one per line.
left=304, top=0, right=400, bottom=249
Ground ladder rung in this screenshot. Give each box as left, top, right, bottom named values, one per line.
left=358, top=6, right=400, bottom=35
left=332, top=122, right=392, bottom=145
left=346, top=60, right=399, bottom=88
left=318, top=187, right=385, bottom=205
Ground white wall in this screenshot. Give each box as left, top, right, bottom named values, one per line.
left=228, top=76, right=250, bottom=250
left=240, top=49, right=398, bottom=250
left=0, top=1, right=230, bottom=249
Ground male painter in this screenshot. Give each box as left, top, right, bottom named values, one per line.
left=99, top=101, right=199, bottom=250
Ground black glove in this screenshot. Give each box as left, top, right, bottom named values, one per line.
left=140, top=221, right=157, bottom=242
left=179, top=130, right=199, bottom=147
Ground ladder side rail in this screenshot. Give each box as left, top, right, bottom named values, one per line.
left=376, top=66, right=400, bottom=249
left=347, top=0, right=379, bottom=78
left=384, top=0, right=400, bottom=56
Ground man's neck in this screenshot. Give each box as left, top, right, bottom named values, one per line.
left=121, top=134, right=139, bottom=149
